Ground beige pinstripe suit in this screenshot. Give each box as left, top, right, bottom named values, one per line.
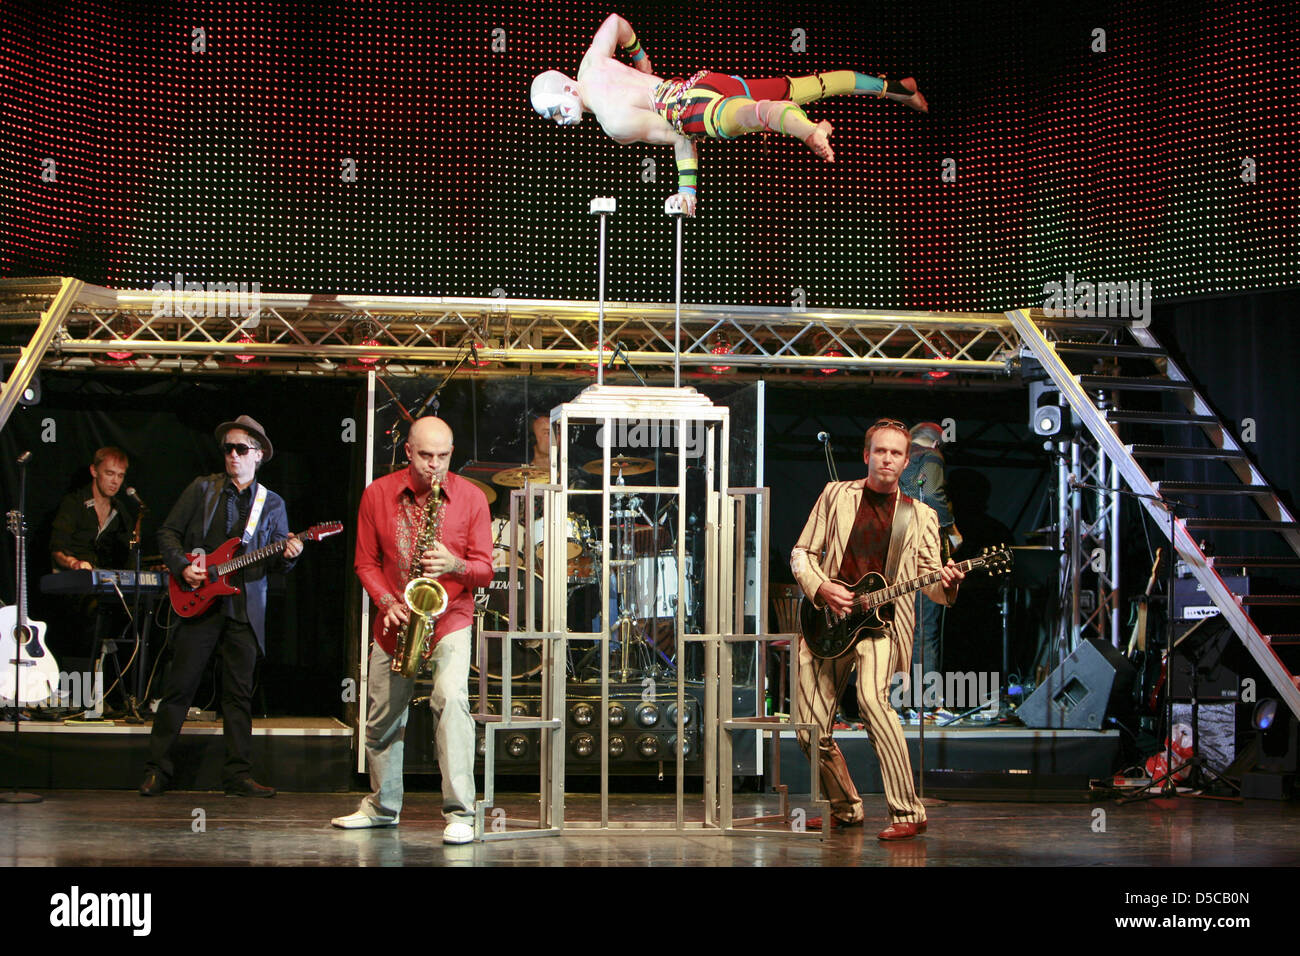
left=790, top=478, right=951, bottom=825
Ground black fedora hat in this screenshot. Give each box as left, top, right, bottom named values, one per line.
left=214, top=414, right=273, bottom=462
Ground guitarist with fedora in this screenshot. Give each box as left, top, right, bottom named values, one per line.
left=790, top=418, right=964, bottom=839
left=140, top=415, right=303, bottom=798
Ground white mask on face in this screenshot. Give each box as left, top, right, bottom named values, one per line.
left=533, top=91, right=582, bottom=125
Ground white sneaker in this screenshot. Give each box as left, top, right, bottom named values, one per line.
left=331, top=808, right=399, bottom=829
left=442, top=820, right=474, bottom=844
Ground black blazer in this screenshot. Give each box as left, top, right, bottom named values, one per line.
left=157, top=473, right=296, bottom=650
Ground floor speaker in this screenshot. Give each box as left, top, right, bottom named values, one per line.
left=1019, top=639, right=1136, bottom=729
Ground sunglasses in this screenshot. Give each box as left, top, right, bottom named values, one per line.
left=871, top=419, right=908, bottom=430
left=223, top=442, right=260, bottom=456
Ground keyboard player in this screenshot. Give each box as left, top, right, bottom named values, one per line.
left=50, top=446, right=135, bottom=573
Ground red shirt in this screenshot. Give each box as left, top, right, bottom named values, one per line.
left=355, top=468, right=493, bottom=653
left=837, top=486, right=902, bottom=585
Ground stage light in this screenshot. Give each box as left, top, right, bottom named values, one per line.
left=665, top=702, right=692, bottom=728
left=234, top=332, right=257, bottom=364
left=570, top=702, right=594, bottom=727
left=609, top=734, right=626, bottom=758
left=608, top=702, right=626, bottom=727
left=505, top=734, right=529, bottom=758
left=1254, top=699, right=1278, bottom=731
left=709, top=337, right=733, bottom=374
left=819, top=348, right=843, bottom=375
left=570, top=732, right=595, bottom=758
left=637, top=734, right=659, bottom=758
left=635, top=702, right=659, bottom=727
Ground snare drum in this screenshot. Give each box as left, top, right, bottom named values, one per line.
left=490, top=517, right=528, bottom=570
left=532, top=512, right=592, bottom=561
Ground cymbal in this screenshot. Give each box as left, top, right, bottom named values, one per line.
left=581, top=456, right=655, bottom=476
left=459, top=474, right=497, bottom=504
left=491, top=466, right=549, bottom=488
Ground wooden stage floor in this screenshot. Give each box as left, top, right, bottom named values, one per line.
left=5, top=789, right=1298, bottom=868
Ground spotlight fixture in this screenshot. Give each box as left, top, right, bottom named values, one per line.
left=608, top=702, right=626, bottom=727
left=637, top=734, right=660, bottom=758
left=570, top=732, right=595, bottom=758
left=609, top=734, right=626, bottom=758
left=709, top=336, right=733, bottom=374
left=570, top=702, right=594, bottom=727
left=505, top=734, right=529, bottom=758
left=819, top=347, right=843, bottom=375
left=665, top=702, right=692, bottom=728
left=635, top=702, right=659, bottom=727
left=667, top=734, right=691, bottom=758
left=234, top=332, right=257, bottom=364
left=1254, top=699, right=1278, bottom=731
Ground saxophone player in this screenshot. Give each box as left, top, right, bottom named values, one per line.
left=333, top=417, right=493, bottom=844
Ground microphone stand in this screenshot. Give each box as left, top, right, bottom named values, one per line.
left=606, top=341, right=648, bottom=387
left=818, top=434, right=838, bottom=482
left=123, top=504, right=146, bottom=723
left=3, top=451, right=42, bottom=804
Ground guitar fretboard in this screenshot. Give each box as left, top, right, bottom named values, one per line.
left=859, top=555, right=990, bottom=610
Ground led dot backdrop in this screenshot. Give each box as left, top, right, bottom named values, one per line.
left=0, top=0, right=1296, bottom=309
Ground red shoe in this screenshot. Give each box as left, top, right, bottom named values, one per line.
left=877, top=820, right=927, bottom=841
left=806, top=815, right=863, bottom=830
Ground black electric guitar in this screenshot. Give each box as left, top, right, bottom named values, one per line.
left=800, top=546, right=1013, bottom=660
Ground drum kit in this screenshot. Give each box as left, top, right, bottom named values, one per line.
left=466, top=454, right=697, bottom=682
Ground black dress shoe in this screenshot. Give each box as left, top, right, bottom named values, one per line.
left=224, top=778, right=276, bottom=798
left=139, top=771, right=165, bottom=797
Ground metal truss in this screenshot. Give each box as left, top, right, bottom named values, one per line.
left=1, top=277, right=1017, bottom=382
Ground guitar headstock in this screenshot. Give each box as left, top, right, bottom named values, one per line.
left=6, top=510, right=25, bottom=537
left=303, top=521, right=344, bottom=542
left=980, top=545, right=1013, bottom=576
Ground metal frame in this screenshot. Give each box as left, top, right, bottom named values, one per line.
left=0, top=279, right=1017, bottom=389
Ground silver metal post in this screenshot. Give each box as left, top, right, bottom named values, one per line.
left=590, top=198, right=616, bottom=385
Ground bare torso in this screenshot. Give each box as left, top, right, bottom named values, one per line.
left=577, top=52, right=676, bottom=146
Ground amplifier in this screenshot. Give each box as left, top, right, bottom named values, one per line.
left=1173, top=576, right=1249, bottom=622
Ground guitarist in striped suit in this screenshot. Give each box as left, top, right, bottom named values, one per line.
left=790, top=419, right=964, bottom=840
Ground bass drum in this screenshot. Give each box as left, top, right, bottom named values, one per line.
left=472, top=567, right=544, bottom=679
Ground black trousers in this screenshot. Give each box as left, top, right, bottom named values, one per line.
left=146, top=613, right=259, bottom=785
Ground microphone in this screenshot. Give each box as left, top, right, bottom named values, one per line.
left=816, top=431, right=830, bottom=444
left=125, top=487, right=149, bottom=511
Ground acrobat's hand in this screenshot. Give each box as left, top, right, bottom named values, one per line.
left=634, top=55, right=654, bottom=75
left=666, top=192, right=697, bottom=217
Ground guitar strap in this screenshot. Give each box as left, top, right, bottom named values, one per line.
left=883, top=489, right=914, bottom=587
left=240, top=486, right=269, bottom=546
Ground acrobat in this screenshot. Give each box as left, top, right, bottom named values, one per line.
left=531, top=14, right=928, bottom=216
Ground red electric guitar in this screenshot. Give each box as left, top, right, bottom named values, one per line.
left=169, top=521, right=343, bottom=617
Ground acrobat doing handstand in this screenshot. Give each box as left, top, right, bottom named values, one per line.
left=531, top=14, right=928, bottom=216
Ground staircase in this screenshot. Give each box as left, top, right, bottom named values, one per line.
left=1009, top=308, right=1300, bottom=721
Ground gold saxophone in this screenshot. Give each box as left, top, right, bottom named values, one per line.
left=392, top=475, right=448, bottom=677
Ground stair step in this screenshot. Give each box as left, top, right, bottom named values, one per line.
left=1107, top=411, right=1219, bottom=426
left=1156, top=482, right=1273, bottom=496
left=1032, top=314, right=1136, bottom=331
left=1264, top=635, right=1300, bottom=645
left=1185, top=519, right=1300, bottom=533
left=1078, top=375, right=1193, bottom=392
left=1054, top=343, right=1168, bottom=360
left=1242, top=595, right=1300, bottom=606
left=1129, top=444, right=1246, bottom=460
left=1210, top=556, right=1300, bottom=569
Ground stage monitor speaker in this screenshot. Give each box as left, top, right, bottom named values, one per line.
left=1018, top=639, right=1136, bottom=729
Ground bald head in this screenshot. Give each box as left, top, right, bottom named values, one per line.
left=406, top=416, right=454, bottom=492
